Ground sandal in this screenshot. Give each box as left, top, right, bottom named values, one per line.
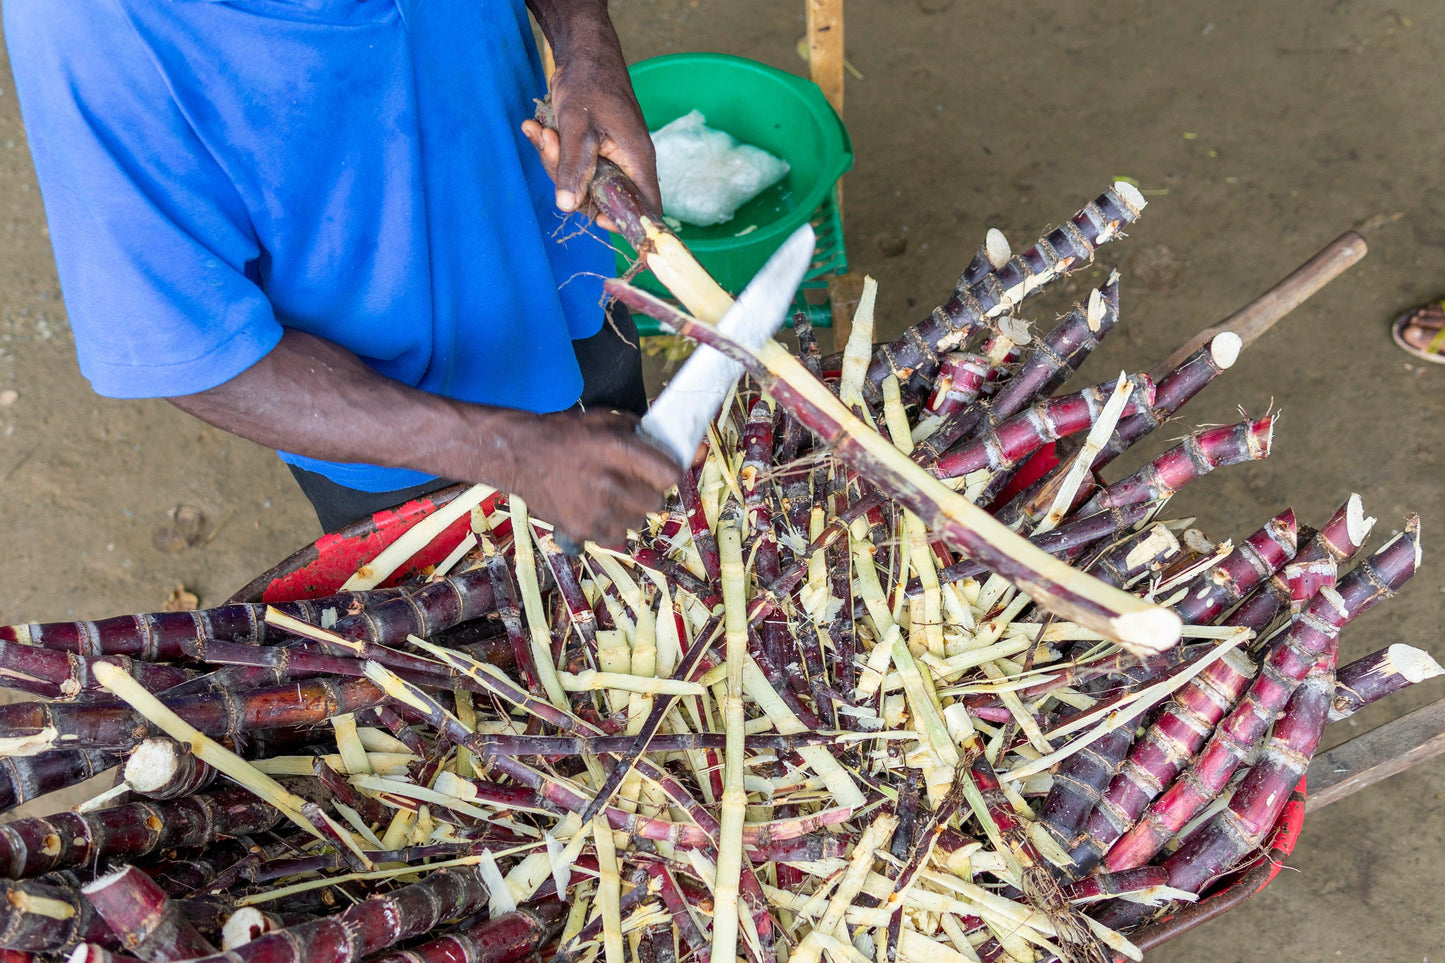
left=1391, top=300, right=1445, bottom=364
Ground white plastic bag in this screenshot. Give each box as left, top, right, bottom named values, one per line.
left=651, top=110, right=790, bottom=227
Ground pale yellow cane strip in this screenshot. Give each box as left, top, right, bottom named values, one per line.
left=742, top=658, right=866, bottom=808
left=429, top=531, right=479, bottom=580
left=342, top=483, right=492, bottom=589
left=331, top=713, right=372, bottom=776
left=712, top=523, right=749, bottom=963
left=1001, top=627, right=1252, bottom=783
left=253, top=753, right=414, bottom=778
left=937, top=913, right=983, bottom=963
left=979, top=663, right=1052, bottom=757
left=332, top=801, right=386, bottom=851
left=557, top=671, right=704, bottom=697
left=787, top=812, right=898, bottom=963
left=350, top=775, right=505, bottom=822
left=89, top=662, right=367, bottom=861
left=1038, top=372, right=1133, bottom=535
left=591, top=813, right=625, bottom=963
left=453, top=690, right=478, bottom=779
left=355, top=728, right=415, bottom=754
left=509, top=498, right=569, bottom=709
left=838, top=276, right=878, bottom=409
left=879, top=624, right=958, bottom=770
left=235, top=854, right=513, bottom=906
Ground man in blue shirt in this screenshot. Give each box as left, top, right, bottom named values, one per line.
left=4, top=0, right=678, bottom=541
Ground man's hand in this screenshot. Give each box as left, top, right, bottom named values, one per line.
left=522, top=0, right=659, bottom=231
left=169, top=330, right=678, bottom=545
left=480, top=410, right=679, bottom=547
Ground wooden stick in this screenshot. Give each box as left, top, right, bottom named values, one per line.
left=1305, top=697, right=1445, bottom=813
left=1148, top=231, right=1366, bottom=382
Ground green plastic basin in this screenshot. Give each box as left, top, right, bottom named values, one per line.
left=615, top=53, right=853, bottom=295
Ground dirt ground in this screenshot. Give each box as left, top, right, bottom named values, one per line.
left=2, top=0, right=1442, bottom=959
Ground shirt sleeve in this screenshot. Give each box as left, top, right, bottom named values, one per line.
left=4, top=0, right=283, bottom=399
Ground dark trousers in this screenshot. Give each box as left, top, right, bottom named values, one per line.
left=289, top=303, right=647, bottom=533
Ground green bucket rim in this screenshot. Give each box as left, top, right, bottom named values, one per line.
left=628, top=52, right=854, bottom=254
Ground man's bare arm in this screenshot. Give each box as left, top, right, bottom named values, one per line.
left=168, top=330, right=678, bottom=543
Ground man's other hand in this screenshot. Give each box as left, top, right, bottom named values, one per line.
left=522, top=0, right=659, bottom=232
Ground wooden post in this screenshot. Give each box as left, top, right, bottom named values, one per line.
left=805, top=0, right=845, bottom=115
left=1304, top=698, right=1445, bottom=813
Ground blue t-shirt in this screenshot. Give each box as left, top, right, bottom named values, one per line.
left=5, top=0, right=614, bottom=491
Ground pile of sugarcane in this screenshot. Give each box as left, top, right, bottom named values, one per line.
left=0, top=171, right=1438, bottom=963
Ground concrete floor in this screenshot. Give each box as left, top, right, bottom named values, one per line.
left=2, top=1, right=1442, bottom=959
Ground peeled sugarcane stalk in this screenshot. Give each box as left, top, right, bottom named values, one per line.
left=608, top=279, right=1181, bottom=657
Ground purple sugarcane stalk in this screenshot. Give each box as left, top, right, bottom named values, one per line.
left=0, top=676, right=385, bottom=753
left=0, top=643, right=195, bottom=703
left=865, top=184, right=1145, bottom=395
left=0, top=590, right=406, bottom=659
left=0, top=878, right=114, bottom=952
left=1104, top=585, right=1352, bottom=870
left=1163, top=650, right=1335, bottom=894
left=1172, top=510, right=1298, bottom=625
left=0, top=750, right=114, bottom=816
left=1038, top=728, right=1133, bottom=854
left=914, top=277, right=1122, bottom=466
left=0, top=786, right=281, bottom=879
left=365, top=900, right=566, bottom=963
left=924, top=353, right=990, bottom=419
left=931, top=375, right=1155, bottom=480
left=177, top=866, right=491, bottom=963
left=81, top=866, right=216, bottom=963
left=1331, top=643, right=1444, bottom=720
left=1067, top=646, right=1257, bottom=875
left=1075, top=416, right=1275, bottom=518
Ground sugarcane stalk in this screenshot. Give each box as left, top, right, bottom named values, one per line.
left=0, top=878, right=113, bottom=952
left=866, top=185, right=1146, bottom=395
left=1068, top=645, right=1257, bottom=875
left=178, top=866, right=492, bottom=963
left=81, top=866, right=216, bottom=963
left=1171, top=510, right=1298, bottom=625
left=0, top=785, right=280, bottom=879
left=1162, top=650, right=1336, bottom=894
left=1103, top=585, right=1351, bottom=870
left=932, top=375, right=1155, bottom=481
left=1330, top=643, right=1445, bottom=720
left=608, top=280, right=1181, bottom=657
left=0, top=590, right=408, bottom=659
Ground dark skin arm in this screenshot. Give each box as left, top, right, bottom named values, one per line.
left=169, top=2, right=675, bottom=543
left=169, top=331, right=678, bottom=545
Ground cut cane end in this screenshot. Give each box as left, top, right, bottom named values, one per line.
left=1343, top=493, right=1375, bottom=548
left=1113, top=180, right=1148, bottom=212
left=124, top=738, right=183, bottom=794
left=1111, top=607, right=1183, bottom=656
left=985, top=228, right=1011, bottom=268
left=79, top=867, right=130, bottom=896
left=1384, top=643, right=1445, bottom=683
left=1209, top=332, right=1242, bottom=369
